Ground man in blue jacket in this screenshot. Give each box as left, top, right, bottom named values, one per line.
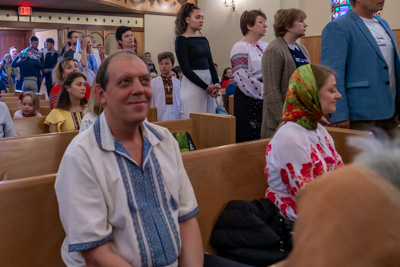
left=321, top=0, right=400, bottom=133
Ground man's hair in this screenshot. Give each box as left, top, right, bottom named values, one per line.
left=29, top=36, right=39, bottom=43
left=95, top=50, right=146, bottom=91
left=349, top=0, right=355, bottom=7
left=46, top=38, right=55, bottom=44
left=56, top=72, right=88, bottom=109
left=273, top=8, right=307, bottom=37
left=9, top=46, right=17, bottom=52
left=214, top=63, right=218, bottom=67
left=67, top=31, right=78, bottom=39
left=240, top=9, right=267, bottom=36
left=157, top=52, right=175, bottom=65
left=145, top=52, right=151, bottom=55
left=115, top=26, right=132, bottom=41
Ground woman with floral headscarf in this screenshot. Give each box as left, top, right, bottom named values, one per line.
left=265, top=64, right=343, bottom=222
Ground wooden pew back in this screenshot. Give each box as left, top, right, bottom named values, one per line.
left=0, top=131, right=78, bottom=181
left=0, top=174, right=64, bottom=267
left=183, top=138, right=270, bottom=253
left=0, top=138, right=270, bottom=266
left=13, top=116, right=49, bottom=136
left=326, top=127, right=372, bottom=164
left=156, top=113, right=235, bottom=149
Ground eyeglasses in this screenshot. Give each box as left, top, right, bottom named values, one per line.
left=256, top=20, right=267, bottom=26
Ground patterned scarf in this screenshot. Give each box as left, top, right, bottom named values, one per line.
left=282, top=64, right=322, bottom=130
left=162, top=76, right=173, bottom=105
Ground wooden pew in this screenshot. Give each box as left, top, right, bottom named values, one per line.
left=0, top=128, right=375, bottom=264
left=0, top=93, right=46, bottom=101
left=0, top=131, right=78, bottom=181
left=0, top=174, right=64, bottom=267
left=13, top=116, right=49, bottom=136
left=183, top=138, right=270, bottom=253
left=156, top=112, right=235, bottom=150
left=0, top=138, right=270, bottom=266
left=9, top=106, right=51, bottom=117
left=2, top=113, right=235, bottom=179
left=326, top=127, right=372, bottom=164
left=3, top=99, right=49, bottom=109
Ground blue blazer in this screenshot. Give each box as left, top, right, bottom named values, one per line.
left=321, top=10, right=400, bottom=123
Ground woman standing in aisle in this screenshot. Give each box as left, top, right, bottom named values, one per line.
left=175, top=3, right=220, bottom=119
left=261, top=8, right=310, bottom=138
left=231, top=10, right=268, bottom=142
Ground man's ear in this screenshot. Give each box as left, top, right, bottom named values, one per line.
left=94, top=84, right=107, bottom=105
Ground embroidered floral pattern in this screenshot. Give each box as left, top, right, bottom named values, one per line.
left=265, top=126, right=344, bottom=220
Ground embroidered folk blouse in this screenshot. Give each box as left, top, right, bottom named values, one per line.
left=230, top=40, right=268, bottom=100
left=265, top=122, right=343, bottom=221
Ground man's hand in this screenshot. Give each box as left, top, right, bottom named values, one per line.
left=331, top=120, right=350, bottom=129
left=43, top=68, right=50, bottom=73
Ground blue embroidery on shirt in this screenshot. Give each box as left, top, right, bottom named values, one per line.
left=68, top=233, right=114, bottom=252
left=116, top=154, right=148, bottom=267
left=150, top=152, right=181, bottom=251
left=93, top=117, right=102, bottom=147
left=178, top=207, right=200, bottom=223
left=145, top=123, right=164, bottom=141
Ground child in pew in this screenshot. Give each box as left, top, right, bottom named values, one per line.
left=265, top=64, right=343, bottom=222
left=45, top=72, right=87, bottom=132
left=13, top=92, right=42, bottom=118
left=151, top=52, right=184, bottom=121
left=79, top=82, right=104, bottom=132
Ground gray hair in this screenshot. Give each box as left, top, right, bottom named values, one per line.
left=95, top=50, right=147, bottom=91
left=349, top=130, right=400, bottom=190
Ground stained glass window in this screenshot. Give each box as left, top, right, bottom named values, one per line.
left=331, top=0, right=381, bottom=20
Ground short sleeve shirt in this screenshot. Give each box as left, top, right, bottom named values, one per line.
left=55, top=113, right=198, bottom=266
left=44, top=108, right=83, bottom=132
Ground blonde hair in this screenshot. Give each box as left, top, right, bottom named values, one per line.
left=85, top=81, right=104, bottom=116
left=52, top=58, right=79, bottom=85
left=20, top=92, right=40, bottom=115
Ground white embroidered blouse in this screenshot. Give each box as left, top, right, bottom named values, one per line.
left=230, top=40, right=268, bottom=100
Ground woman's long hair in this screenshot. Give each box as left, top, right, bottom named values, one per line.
left=174, top=3, right=200, bottom=36
left=56, top=72, right=88, bottom=110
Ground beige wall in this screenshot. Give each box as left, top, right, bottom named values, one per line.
left=144, top=14, right=176, bottom=73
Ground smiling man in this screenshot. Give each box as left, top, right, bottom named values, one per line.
left=55, top=50, right=203, bottom=267
left=321, top=0, right=400, bottom=134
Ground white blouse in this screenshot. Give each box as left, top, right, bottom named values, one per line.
left=230, top=40, right=268, bottom=100
left=265, top=122, right=344, bottom=221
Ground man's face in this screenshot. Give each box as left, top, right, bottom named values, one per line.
left=46, top=42, right=54, bottom=51
left=357, top=0, right=385, bottom=13
left=30, top=41, right=39, bottom=49
left=10, top=48, right=18, bottom=59
left=97, top=54, right=152, bottom=126
left=69, top=33, right=80, bottom=46
left=145, top=53, right=151, bottom=62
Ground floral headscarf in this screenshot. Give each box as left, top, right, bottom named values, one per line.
left=282, top=64, right=322, bottom=130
